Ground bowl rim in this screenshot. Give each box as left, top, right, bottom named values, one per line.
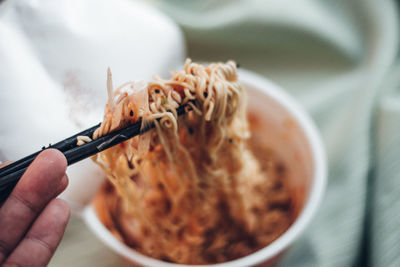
left=82, top=68, right=327, bottom=267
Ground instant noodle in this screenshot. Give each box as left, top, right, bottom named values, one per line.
left=88, top=60, right=293, bottom=264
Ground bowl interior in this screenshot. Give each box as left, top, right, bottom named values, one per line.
left=245, top=84, right=313, bottom=218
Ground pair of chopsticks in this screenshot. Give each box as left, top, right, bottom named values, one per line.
left=0, top=104, right=188, bottom=202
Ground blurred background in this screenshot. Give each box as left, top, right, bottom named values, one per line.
left=1, top=0, right=399, bottom=266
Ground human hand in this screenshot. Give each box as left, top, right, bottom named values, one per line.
left=0, top=149, right=70, bottom=266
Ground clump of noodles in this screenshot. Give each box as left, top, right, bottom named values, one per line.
left=91, top=60, right=292, bottom=264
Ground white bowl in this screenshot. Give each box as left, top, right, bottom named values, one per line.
left=81, top=69, right=327, bottom=267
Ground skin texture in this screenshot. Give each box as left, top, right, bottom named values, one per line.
left=0, top=149, right=70, bottom=267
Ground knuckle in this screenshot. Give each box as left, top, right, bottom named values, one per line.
left=25, top=235, right=54, bottom=255
left=9, top=193, right=39, bottom=215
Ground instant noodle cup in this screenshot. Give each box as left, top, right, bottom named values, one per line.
left=70, top=68, right=326, bottom=267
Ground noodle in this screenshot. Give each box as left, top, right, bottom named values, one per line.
left=90, top=60, right=293, bottom=264
left=76, top=135, right=92, bottom=146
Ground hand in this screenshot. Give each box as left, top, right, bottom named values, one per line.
left=0, top=149, right=70, bottom=267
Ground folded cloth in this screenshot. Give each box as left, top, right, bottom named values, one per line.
left=153, top=0, right=399, bottom=266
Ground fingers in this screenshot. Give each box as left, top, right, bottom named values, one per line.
left=0, top=149, right=68, bottom=263
left=2, top=198, right=70, bottom=267
left=55, top=174, right=69, bottom=197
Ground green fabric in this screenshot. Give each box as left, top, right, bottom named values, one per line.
left=151, top=0, right=400, bottom=266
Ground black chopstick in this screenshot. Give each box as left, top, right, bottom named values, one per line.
left=0, top=123, right=101, bottom=179
left=0, top=103, right=189, bottom=201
